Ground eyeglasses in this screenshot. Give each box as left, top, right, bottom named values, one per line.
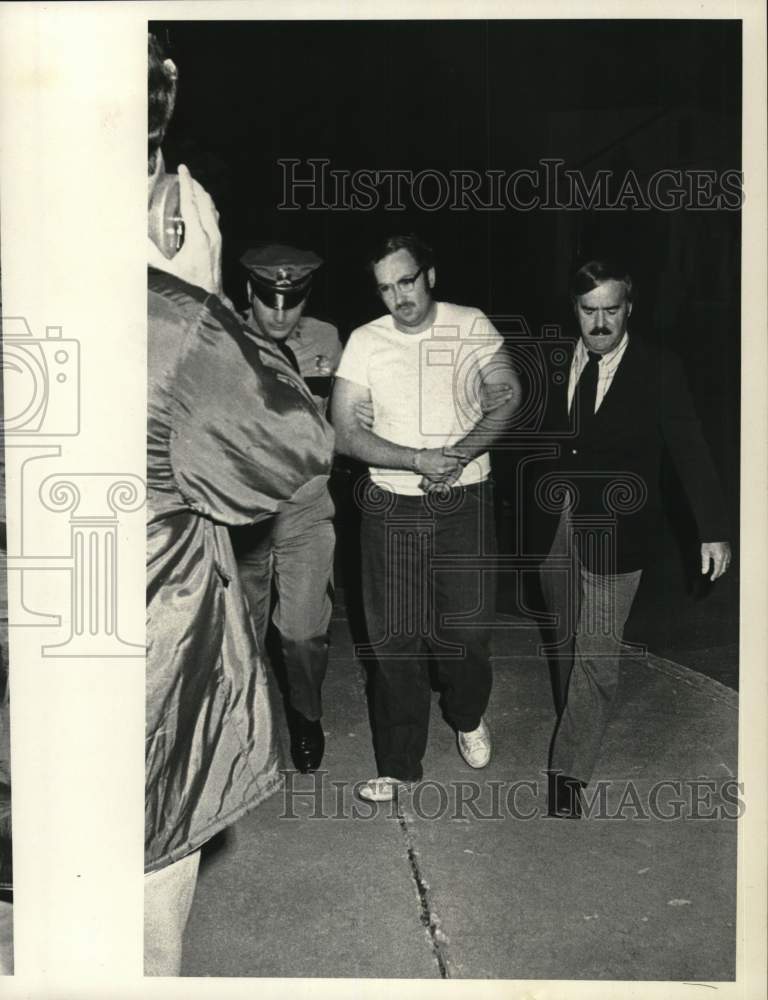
left=376, top=266, right=425, bottom=296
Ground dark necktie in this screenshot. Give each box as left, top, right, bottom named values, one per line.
left=576, top=350, right=601, bottom=433
left=277, top=340, right=300, bottom=375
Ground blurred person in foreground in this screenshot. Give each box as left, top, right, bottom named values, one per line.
left=145, top=35, right=333, bottom=974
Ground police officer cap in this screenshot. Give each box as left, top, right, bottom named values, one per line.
left=241, top=243, right=323, bottom=309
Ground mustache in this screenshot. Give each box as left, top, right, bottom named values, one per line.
left=591, top=327, right=612, bottom=337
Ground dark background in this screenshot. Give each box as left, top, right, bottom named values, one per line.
left=151, top=19, right=741, bottom=686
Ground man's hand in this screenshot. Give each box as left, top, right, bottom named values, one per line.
left=415, top=447, right=463, bottom=480
left=417, top=446, right=468, bottom=492
left=353, top=397, right=375, bottom=430
left=479, top=382, right=516, bottom=413
left=700, top=541, right=732, bottom=581
left=443, top=444, right=471, bottom=467
left=420, top=473, right=460, bottom=493
left=332, top=377, right=468, bottom=479
left=415, top=377, right=516, bottom=496
left=148, top=164, right=223, bottom=295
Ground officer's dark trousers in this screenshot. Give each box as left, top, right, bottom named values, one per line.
left=232, top=489, right=335, bottom=721
left=361, top=481, right=496, bottom=782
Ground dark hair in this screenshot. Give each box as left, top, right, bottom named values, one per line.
left=366, top=234, right=435, bottom=274
left=148, top=33, right=177, bottom=175
left=569, top=257, right=634, bottom=303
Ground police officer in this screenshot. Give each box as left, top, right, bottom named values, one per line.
left=233, top=244, right=341, bottom=772
left=241, top=244, right=341, bottom=412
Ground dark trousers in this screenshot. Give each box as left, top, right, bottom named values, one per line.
left=232, top=489, right=335, bottom=721
left=361, top=481, right=497, bottom=781
left=540, top=509, right=642, bottom=784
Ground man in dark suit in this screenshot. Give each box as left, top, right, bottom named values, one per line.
left=535, top=256, right=731, bottom=818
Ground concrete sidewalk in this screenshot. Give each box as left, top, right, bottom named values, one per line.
left=181, top=592, right=738, bottom=980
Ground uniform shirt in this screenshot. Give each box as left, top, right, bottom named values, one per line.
left=284, top=316, right=342, bottom=381
left=245, top=314, right=341, bottom=411
left=567, top=332, right=629, bottom=414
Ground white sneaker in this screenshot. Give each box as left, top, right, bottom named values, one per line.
left=457, top=718, right=492, bottom=768
left=357, top=776, right=404, bottom=802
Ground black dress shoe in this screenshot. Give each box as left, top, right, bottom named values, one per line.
left=289, top=713, right=325, bottom=773
left=548, top=772, right=586, bottom=819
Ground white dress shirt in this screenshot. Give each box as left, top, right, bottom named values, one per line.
left=567, top=332, right=630, bottom=415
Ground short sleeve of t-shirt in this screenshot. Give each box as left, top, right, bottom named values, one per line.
left=459, top=311, right=504, bottom=374
left=335, top=327, right=374, bottom=389
left=471, top=312, right=505, bottom=378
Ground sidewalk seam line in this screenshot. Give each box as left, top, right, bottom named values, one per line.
left=397, top=807, right=450, bottom=979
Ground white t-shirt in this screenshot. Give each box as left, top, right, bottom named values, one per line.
left=336, top=301, right=504, bottom=495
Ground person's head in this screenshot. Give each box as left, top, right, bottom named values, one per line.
left=570, top=257, right=634, bottom=355
left=241, top=244, right=323, bottom=341
left=148, top=34, right=177, bottom=196
left=147, top=34, right=222, bottom=292
left=368, top=234, right=436, bottom=333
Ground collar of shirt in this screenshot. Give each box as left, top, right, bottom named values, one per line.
left=244, top=312, right=303, bottom=346
left=567, top=332, right=630, bottom=413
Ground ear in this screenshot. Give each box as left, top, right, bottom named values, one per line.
left=627, top=300, right=633, bottom=317
left=427, top=266, right=436, bottom=290
left=246, top=279, right=253, bottom=299
left=162, top=59, right=178, bottom=119
left=148, top=148, right=165, bottom=202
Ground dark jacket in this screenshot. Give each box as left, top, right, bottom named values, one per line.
left=528, top=335, right=728, bottom=573
left=146, top=268, right=334, bottom=872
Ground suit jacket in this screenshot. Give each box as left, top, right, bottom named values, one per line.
left=529, top=335, right=728, bottom=573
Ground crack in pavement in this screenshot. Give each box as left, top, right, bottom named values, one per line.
left=396, top=804, right=450, bottom=979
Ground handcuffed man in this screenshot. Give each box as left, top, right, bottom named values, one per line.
left=332, top=233, right=521, bottom=801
